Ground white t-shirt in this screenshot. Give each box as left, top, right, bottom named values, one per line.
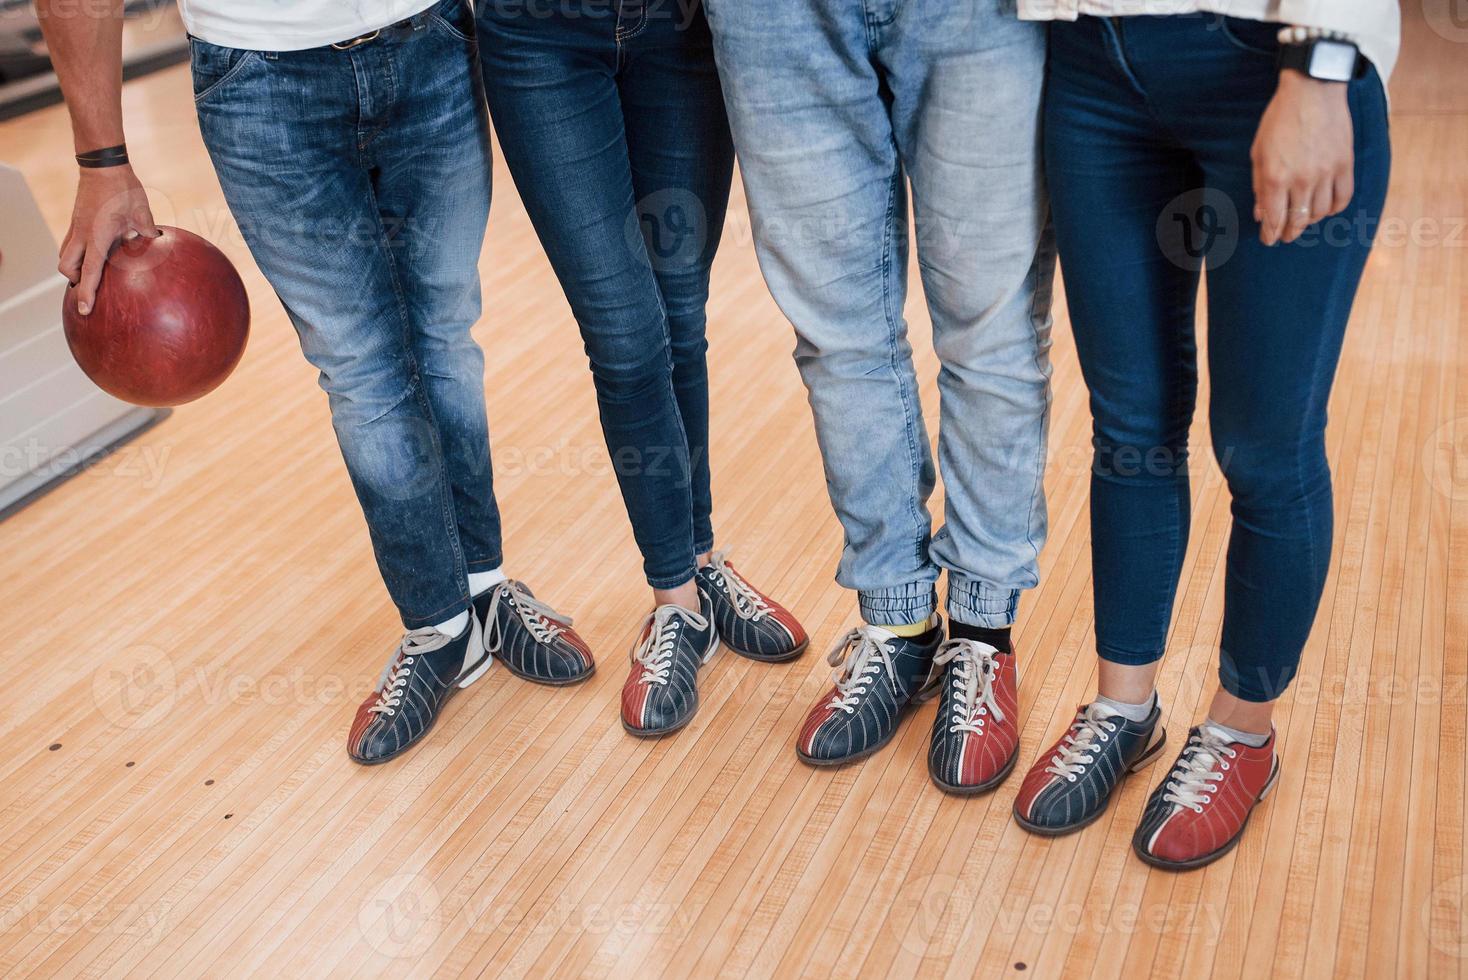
left=178, top=0, right=439, bottom=51
left=1017, top=0, right=1399, bottom=82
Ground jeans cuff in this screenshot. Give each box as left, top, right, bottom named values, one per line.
left=1219, top=658, right=1291, bottom=703
left=858, top=583, right=938, bottom=627
left=400, top=594, right=471, bottom=631
left=693, top=536, right=715, bottom=558
left=466, top=554, right=504, bottom=573
left=648, top=565, right=699, bottom=590
left=947, top=577, right=1020, bottom=629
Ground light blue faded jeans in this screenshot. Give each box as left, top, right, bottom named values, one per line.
left=704, top=0, right=1055, bottom=628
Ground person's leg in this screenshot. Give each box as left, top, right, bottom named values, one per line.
left=1101, top=13, right=1392, bottom=870
left=1011, top=14, right=1201, bottom=830
left=616, top=0, right=734, bottom=565
left=707, top=0, right=943, bottom=767
left=705, top=0, right=938, bottom=631
left=874, top=0, right=1051, bottom=796
left=883, top=0, right=1052, bottom=640
left=620, top=2, right=810, bottom=665
left=189, top=7, right=517, bottom=765
left=477, top=1, right=701, bottom=605
left=191, top=30, right=475, bottom=632
left=1185, top=34, right=1393, bottom=717
left=370, top=1, right=502, bottom=586
left=357, top=0, right=598, bottom=691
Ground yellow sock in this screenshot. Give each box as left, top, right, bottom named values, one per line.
left=875, top=616, right=936, bottom=638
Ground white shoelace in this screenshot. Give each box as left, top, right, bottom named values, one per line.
left=823, top=626, right=901, bottom=714
left=1043, top=704, right=1121, bottom=781
left=630, top=604, right=710, bottom=686
left=484, top=580, right=571, bottom=651
left=933, top=640, right=1005, bottom=735
left=368, top=627, right=450, bottom=717
left=704, top=550, right=771, bottom=621
left=1162, top=727, right=1238, bottom=813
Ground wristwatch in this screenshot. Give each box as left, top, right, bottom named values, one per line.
left=1276, top=35, right=1365, bottom=82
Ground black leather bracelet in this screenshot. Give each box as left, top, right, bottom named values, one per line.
left=76, top=144, right=130, bottom=169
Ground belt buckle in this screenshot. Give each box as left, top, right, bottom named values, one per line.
left=331, top=28, right=381, bottom=50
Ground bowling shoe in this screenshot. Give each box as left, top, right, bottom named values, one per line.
left=347, top=616, right=489, bottom=765
left=795, top=621, right=943, bottom=766
left=1132, top=725, right=1280, bottom=870
left=1013, top=701, right=1167, bottom=835
left=695, top=550, right=808, bottom=662
left=474, top=580, right=594, bottom=685
left=927, top=638, right=1021, bottom=794
left=621, top=591, right=720, bottom=737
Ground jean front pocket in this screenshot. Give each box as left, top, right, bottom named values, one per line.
left=190, top=39, right=261, bottom=105
left=430, top=0, right=477, bottom=42
left=1216, top=16, right=1280, bottom=58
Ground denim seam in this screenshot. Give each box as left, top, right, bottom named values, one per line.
left=1019, top=227, right=1055, bottom=576
left=362, top=174, right=470, bottom=618
left=878, top=155, right=927, bottom=571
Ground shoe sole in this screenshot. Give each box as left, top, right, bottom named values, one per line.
left=1131, top=756, right=1281, bottom=871
left=497, top=658, right=597, bottom=687
left=930, top=742, right=1022, bottom=796
left=622, top=635, right=721, bottom=739
left=347, top=648, right=494, bottom=766
left=1012, top=728, right=1171, bottom=837
left=724, top=637, right=809, bottom=664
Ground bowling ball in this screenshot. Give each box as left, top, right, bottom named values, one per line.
left=62, top=226, right=250, bottom=407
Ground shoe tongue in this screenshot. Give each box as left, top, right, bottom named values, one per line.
left=1085, top=701, right=1123, bottom=721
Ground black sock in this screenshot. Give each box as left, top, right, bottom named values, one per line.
left=948, top=620, right=1012, bottom=653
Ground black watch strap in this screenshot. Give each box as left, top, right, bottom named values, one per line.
left=1277, top=37, right=1366, bottom=82
left=76, top=144, right=130, bottom=169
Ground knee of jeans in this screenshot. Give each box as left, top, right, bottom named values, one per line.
left=1091, top=425, right=1190, bottom=484
left=587, top=344, right=673, bottom=405
left=667, top=318, right=709, bottom=369
left=414, top=328, right=485, bottom=382
left=1212, top=435, right=1329, bottom=510
left=331, top=393, right=445, bottom=501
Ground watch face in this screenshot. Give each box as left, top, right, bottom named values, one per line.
left=1310, top=40, right=1358, bottom=82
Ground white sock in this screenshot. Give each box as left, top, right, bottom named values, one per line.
left=468, top=567, right=507, bottom=596
left=431, top=610, right=470, bottom=638
left=1203, top=718, right=1271, bottom=748
left=1093, top=690, right=1158, bottom=724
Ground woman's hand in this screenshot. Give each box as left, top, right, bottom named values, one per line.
left=59, top=165, right=160, bottom=315
left=1250, top=70, right=1354, bottom=246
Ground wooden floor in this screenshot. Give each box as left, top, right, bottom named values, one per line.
left=2, top=11, right=1464, bottom=979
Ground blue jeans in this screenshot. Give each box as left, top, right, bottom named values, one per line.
left=1045, top=15, right=1391, bottom=701
left=476, top=0, right=733, bottom=590
left=705, top=0, right=1054, bottom=628
left=191, top=0, right=500, bottom=629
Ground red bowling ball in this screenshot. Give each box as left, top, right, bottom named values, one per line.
left=62, top=226, right=250, bottom=407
